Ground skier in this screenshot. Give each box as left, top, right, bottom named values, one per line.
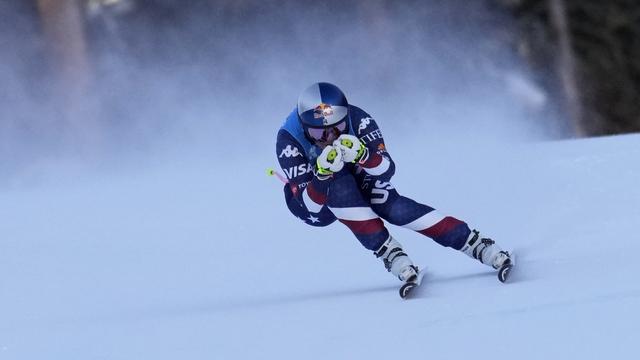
left=275, top=82, right=512, bottom=294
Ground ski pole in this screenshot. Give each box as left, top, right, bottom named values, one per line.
left=266, top=168, right=288, bottom=184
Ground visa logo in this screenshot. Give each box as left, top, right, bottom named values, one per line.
left=284, top=163, right=313, bottom=179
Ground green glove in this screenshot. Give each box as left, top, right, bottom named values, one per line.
left=316, top=145, right=344, bottom=176
left=333, top=134, right=367, bottom=163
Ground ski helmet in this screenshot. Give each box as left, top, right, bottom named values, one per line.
left=297, top=82, right=350, bottom=145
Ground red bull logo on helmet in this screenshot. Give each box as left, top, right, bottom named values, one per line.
left=313, top=103, right=334, bottom=122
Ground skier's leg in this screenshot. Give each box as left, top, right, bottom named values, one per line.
left=365, top=182, right=510, bottom=269
left=326, top=174, right=417, bottom=281
left=361, top=179, right=469, bottom=249
left=383, top=196, right=470, bottom=249
left=326, top=174, right=388, bottom=250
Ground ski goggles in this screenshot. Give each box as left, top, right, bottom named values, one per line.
left=305, top=120, right=348, bottom=143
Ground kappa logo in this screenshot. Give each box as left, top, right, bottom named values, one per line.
left=279, top=145, right=303, bottom=158
left=308, top=146, right=319, bottom=159
left=358, top=117, right=372, bottom=134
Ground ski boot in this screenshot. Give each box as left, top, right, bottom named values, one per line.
left=460, top=229, right=513, bottom=282
left=375, top=236, right=420, bottom=298
left=375, top=236, right=418, bottom=282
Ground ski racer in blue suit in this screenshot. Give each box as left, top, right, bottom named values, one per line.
left=276, top=82, right=511, bottom=284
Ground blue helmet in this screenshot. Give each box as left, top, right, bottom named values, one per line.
left=297, top=82, right=350, bottom=145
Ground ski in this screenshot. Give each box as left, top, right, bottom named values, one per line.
left=399, top=267, right=425, bottom=299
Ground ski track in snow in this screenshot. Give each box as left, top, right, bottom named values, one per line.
left=1, top=134, right=639, bottom=359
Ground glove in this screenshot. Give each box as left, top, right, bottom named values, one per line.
left=333, top=134, right=368, bottom=163
left=316, top=145, right=344, bottom=176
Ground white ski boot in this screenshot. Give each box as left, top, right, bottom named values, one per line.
left=374, top=236, right=418, bottom=282
left=460, top=229, right=511, bottom=270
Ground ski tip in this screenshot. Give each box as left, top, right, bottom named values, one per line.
left=399, top=282, right=418, bottom=299
left=498, top=263, right=513, bottom=283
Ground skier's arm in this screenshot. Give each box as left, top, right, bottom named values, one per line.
left=354, top=117, right=395, bottom=178
left=276, top=131, right=333, bottom=223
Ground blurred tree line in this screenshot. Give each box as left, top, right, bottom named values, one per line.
left=2, top=0, right=639, bottom=148
left=500, top=0, right=640, bottom=135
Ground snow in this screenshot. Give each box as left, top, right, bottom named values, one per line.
left=1, top=133, right=639, bottom=360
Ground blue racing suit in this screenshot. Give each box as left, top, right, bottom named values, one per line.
left=276, top=105, right=471, bottom=252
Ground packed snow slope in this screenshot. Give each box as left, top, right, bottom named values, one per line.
left=1, top=133, right=639, bottom=360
